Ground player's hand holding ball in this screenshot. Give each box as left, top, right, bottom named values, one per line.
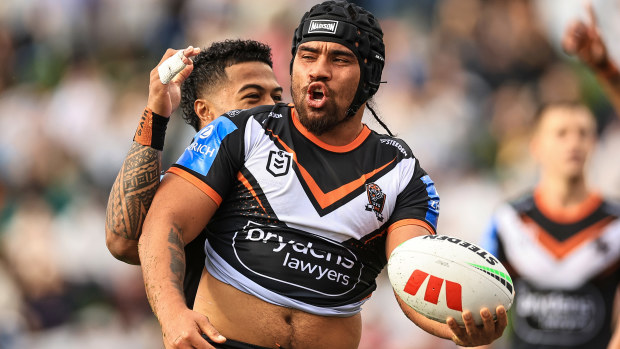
left=388, top=235, right=513, bottom=346
left=147, top=46, right=201, bottom=117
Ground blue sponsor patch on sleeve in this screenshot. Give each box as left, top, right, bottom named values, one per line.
left=175, top=117, right=238, bottom=176
left=420, top=175, right=440, bottom=230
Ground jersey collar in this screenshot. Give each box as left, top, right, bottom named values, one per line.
left=290, top=106, right=371, bottom=153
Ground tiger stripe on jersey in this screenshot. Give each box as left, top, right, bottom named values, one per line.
left=272, top=128, right=397, bottom=212
left=264, top=128, right=401, bottom=216
left=522, top=215, right=616, bottom=259
left=486, top=190, right=620, bottom=290
left=237, top=171, right=267, bottom=213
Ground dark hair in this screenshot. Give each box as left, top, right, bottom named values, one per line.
left=180, top=39, right=273, bottom=131
left=533, top=101, right=594, bottom=129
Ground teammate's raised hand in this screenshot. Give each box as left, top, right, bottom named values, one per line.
left=561, top=3, right=612, bottom=72
left=147, top=46, right=201, bottom=117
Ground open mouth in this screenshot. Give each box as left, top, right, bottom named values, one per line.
left=307, top=83, right=328, bottom=108
left=311, top=88, right=324, bottom=101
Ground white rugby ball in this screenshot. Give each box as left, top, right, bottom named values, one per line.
left=387, top=235, right=514, bottom=326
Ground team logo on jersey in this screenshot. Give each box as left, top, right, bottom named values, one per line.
left=365, top=183, right=386, bottom=222
left=266, top=150, right=292, bottom=177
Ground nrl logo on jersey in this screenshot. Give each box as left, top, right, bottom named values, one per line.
left=308, top=20, right=339, bottom=35
left=266, top=150, right=292, bottom=177
left=365, top=183, right=386, bottom=222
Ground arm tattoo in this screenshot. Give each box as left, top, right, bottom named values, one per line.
left=168, top=223, right=185, bottom=295
left=106, top=142, right=161, bottom=240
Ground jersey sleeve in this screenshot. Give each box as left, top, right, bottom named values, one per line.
left=387, top=160, right=440, bottom=235
left=167, top=115, right=244, bottom=206
left=481, top=217, right=499, bottom=256
left=480, top=212, right=507, bottom=262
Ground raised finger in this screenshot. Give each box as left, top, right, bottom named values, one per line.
left=179, top=46, right=196, bottom=65
left=183, top=46, right=201, bottom=60
left=561, top=22, right=579, bottom=53
left=587, top=2, right=598, bottom=27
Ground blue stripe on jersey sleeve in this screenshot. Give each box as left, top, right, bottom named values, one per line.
left=175, top=117, right=238, bottom=176
left=480, top=218, right=499, bottom=256
left=420, top=175, right=439, bottom=230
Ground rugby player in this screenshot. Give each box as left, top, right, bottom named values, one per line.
left=138, top=1, right=507, bottom=348
left=483, top=102, right=620, bottom=348
left=105, top=39, right=283, bottom=307
left=480, top=5, right=620, bottom=348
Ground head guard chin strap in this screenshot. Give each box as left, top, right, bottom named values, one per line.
left=291, top=1, right=385, bottom=117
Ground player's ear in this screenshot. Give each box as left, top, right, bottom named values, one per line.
left=194, top=98, right=215, bottom=125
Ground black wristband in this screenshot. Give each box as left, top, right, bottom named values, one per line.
left=133, top=107, right=170, bottom=151
left=150, top=111, right=169, bottom=151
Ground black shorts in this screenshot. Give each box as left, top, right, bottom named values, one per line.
left=202, top=334, right=281, bottom=349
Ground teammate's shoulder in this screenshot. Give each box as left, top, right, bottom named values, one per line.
left=216, top=103, right=289, bottom=126
left=506, top=190, right=535, bottom=212
left=191, top=115, right=239, bottom=146
left=372, top=132, right=414, bottom=159
left=601, top=196, right=620, bottom=218
left=247, top=103, right=290, bottom=124
left=238, top=103, right=290, bottom=119
left=248, top=103, right=289, bottom=115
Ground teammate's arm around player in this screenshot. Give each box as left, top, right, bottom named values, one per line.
left=386, top=226, right=508, bottom=346
left=105, top=46, right=200, bottom=265
left=562, top=3, right=620, bottom=116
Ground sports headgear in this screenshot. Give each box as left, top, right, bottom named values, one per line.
left=291, top=0, right=385, bottom=117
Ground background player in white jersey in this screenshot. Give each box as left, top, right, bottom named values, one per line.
left=105, top=39, right=283, bottom=308
left=483, top=102, right=620, bottom=349
left=482, top=5, right=620, bottom=348
left=138, top=1, right=507, bottom=348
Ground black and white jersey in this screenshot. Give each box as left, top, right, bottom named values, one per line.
left=483, top=190, right=620, bottom=348
left=169, top=103, right=440, bottom=317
